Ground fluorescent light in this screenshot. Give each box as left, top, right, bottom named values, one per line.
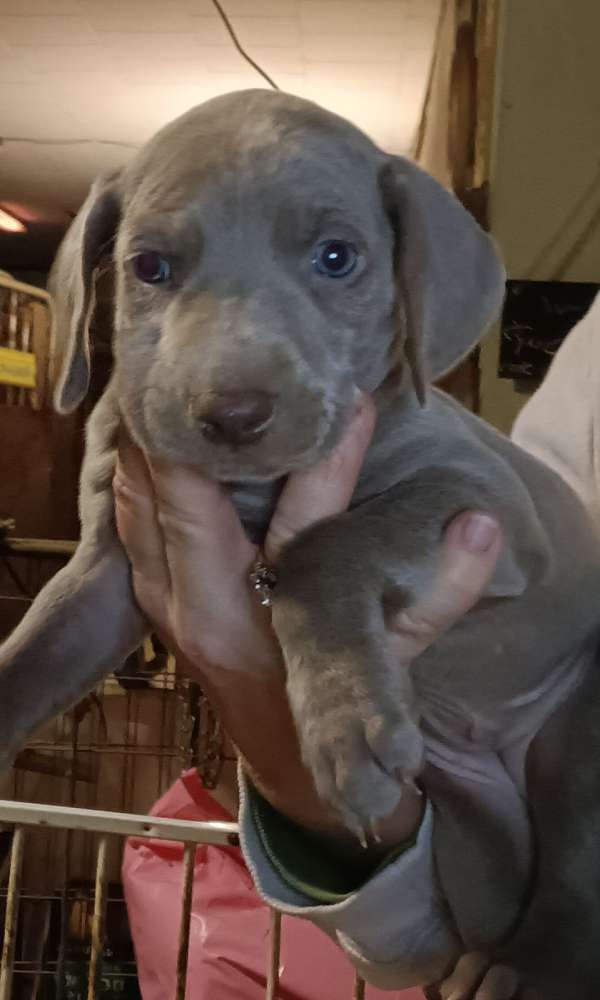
left=0, top=208, right=26, bottom=234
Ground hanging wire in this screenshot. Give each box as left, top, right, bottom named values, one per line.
left=210, top=0, right=279, bottom=90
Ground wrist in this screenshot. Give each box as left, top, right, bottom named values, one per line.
left=181, top=654, right=425, bottom=863
left=178, top=622, right=283, bottom=681
left=245, top=767, right=426, bottom=892
left=243, top=759, right=425, bottom=869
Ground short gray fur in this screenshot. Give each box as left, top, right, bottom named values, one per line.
left=2, top=90, right=600, bottom=997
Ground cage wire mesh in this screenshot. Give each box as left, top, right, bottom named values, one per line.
left=0, top=802, right=240, bottom=1000
left=0, top=547, right=226, bottom=998
left=0, top=273, right=51, bottom=411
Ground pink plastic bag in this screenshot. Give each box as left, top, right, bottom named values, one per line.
left=122, top=770, right=424, bottom=999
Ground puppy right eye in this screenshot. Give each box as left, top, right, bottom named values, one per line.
left=132, top=251, right=171, bottom=284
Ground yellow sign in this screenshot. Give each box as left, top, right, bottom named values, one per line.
left=0, top=347, right=36, bottom=388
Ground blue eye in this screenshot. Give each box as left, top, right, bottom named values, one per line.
left=312, top=240, right=358, bottom=278
left=133, top=251, right=171, bottom=284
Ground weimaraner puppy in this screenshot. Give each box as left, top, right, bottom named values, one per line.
left=2, top=90, right=600, bottom=998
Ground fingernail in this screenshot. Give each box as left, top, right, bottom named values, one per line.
left=461, top=513, right=498, bottom=552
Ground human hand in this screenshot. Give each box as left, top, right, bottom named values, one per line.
left=114, top=395, right=501, bottom=846
left=114, top=396, right=500, bottom=681
left=113, top=395, right=378, bottom=681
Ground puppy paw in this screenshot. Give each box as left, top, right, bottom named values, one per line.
left=286, top=659, right=423, bottom=836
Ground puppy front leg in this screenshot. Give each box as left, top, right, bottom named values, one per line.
left=271, top=464, right=538, bottom=835
left=270, top=497, right=451, bottom=834
left=0, top=540, right=146, bottom=766
left=273, top=573, right=422, bottom=835
left=0, top=387, right=146, bottom=766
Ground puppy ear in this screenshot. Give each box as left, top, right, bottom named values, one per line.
left=50, top=172, right=122, bottom=413
left=380, top=157, right=505, bottom=403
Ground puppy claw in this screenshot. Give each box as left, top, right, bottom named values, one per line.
left=369, top=816, right=383, bottom=844
left=340, top=807, right=369, bottom=848
left=357, top=826, right=368, bottom=850
left=402, top=774, right=422, bottom=795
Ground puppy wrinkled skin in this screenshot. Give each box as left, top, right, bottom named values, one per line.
left=3, top=90, right=600, bottom=998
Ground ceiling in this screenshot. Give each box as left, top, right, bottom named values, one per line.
left=0, top=0, right=440, bottom=269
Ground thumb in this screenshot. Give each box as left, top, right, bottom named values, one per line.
left=388, top=512, right=501, bottom=662
left=265, top=394, right=376, bottom=564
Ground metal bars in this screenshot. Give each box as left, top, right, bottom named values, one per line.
left=266, top=908, right=281, bottom=1000
left=175, top=843, right=196, bottom=1000
left=0, top=801, right=287, bottom=999
left=86, top=836, right=108, bottom=1000
left=0, top=273, right=51, bottom=409
left=0, top=799, right=368, bottom=998
left=0, top=800, right=365, bottom=1000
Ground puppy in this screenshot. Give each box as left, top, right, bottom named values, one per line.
left=2, top=90, right=600, bottom=998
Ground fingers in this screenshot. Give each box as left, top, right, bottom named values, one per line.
left=265, top=393, right=376, bottom=564
left=138, top=455, right=282, bottom=671
left=146, top=458, right=256, bottom=595
left=388, top=512, right=501, bottom=662
left=114, top=412, right=498, bottom=676
left=113, top=435, right=171, bottom=605
left=115, top=444, right=275, bottom=672
left=142, top=461, right=270, bottom=672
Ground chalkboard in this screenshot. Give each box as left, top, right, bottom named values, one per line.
left=498, top=280, right=599, bottom=382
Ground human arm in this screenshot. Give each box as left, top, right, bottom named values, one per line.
left=113, top=396, right=501, bottom=985
left=114, top=397, right=500, bottom=859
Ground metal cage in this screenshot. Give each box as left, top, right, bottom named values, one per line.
left=0, top=652, right=228, bottom=998
left=0, top=272, right=52, bottom=412
left=0, top=535, right=232, bottom=999
left=0, top=540, right=367, bottom=999
left=0, top=800, right=240, bottom=1000
left=0, top=800, right=368, bottom=1000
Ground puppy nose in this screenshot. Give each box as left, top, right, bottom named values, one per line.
left=195, top=391, right=274, bottom=446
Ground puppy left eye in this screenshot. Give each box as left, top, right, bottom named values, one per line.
left=132, top=251, right=171, bottom=284
left=312, top=240, right=358, bottom=278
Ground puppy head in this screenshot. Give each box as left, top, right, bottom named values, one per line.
left=50, top=89, right=504, bottom=481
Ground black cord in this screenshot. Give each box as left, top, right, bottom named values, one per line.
left=210, top=0, right=279, bottom=90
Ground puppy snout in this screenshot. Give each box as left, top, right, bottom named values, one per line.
left=193, top=391, right=275, bottom=446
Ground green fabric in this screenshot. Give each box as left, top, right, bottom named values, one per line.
left=249, top=785, right=419, bottom=905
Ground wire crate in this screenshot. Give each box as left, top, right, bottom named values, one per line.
left=0, top=653, right=227, bottom=999
left=0, top=537, right=229, bottom=999
left=0, top=272, right=52, bottom=411
left=0, top=801, right=240, bottom=1000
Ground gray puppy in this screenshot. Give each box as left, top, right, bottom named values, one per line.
left=2, top=90, right=600, bottom=998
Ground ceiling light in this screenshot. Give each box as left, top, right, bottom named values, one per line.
left=0, top=208, right=26, bottom=233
